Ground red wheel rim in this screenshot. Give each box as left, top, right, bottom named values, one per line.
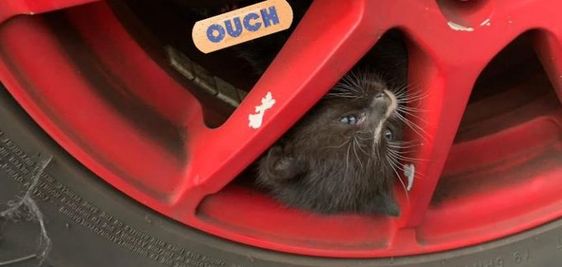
left=0, top=0, right=561, bottom=258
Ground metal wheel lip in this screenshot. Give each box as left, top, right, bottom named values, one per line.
left=0, top=0, right=561, bottom=258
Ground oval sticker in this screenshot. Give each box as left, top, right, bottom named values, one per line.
left=192, top=0, right=294, bottom=54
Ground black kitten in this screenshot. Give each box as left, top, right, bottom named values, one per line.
left=257, top=71, right=405, bottom=216
left=240, top=28, right=408, bottom=215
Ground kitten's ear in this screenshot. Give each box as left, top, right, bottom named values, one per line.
left=258, top=146, right=305, bottom=187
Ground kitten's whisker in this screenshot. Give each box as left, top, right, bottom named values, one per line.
left=396, top=89, right=429, bottom=102
left=387, top=143, right=420, bottom=149
left=342, top=70, right=363, bottom=93
left=387, top=148, right=421, bottom=156
left=386, top=155, right=409, bottom=174
left=325, top=139, right=352, bottom=149
left=345, top=142, right=352, bottom=176
left=352, top=141, right=364, bottom=169
left=392, top=80, right=421, bottom=96
left=387, top=146, right=420, bottom=153
left=394, top=85, right=408, bottom=94
left=388, top=155, right=427, bottom=181
left=386, top=155, right=410, bottom=201
left=353, top=137, right=369, bottom=156
left=397, top=109, right=425, bottom=120
left=387, top=147, right=422, bottom=158
left=395, top=113, right=429, bottom=140
left=328, top=92, right=359, bottom=99
left=397, top=110, right=428, bottom=124
left=398, top=106, right=426, bottom=113
left=391, top=140, right=421, bottom=147
left=397, top=91, right=430, bottom=103
left=354, top=135, right=371, bottom=141
left=388, top=151, right=426, bottom=163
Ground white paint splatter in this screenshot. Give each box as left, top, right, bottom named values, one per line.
left=447, top=21, right=474, bottom=32
left=248, top=91, right=276, bottom=129
left=480, top=18, right=492, bottom=27
left=403, top=163, right=415, bottom=191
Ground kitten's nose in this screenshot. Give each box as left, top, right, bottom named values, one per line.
left=371, top=91, right=391, bottom=111
left=370, top=90, right=398, bottom=120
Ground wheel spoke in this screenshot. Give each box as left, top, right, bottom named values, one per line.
left=391, top=0, right=542, bottom=228
left=397, top=63, right=478, bottom=228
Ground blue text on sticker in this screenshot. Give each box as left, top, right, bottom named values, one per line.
left=206, top=6, right=280, bottom=43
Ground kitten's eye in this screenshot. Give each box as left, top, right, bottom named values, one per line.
left=339, top=114, right=359, bottom=125
left=384, top=128, right=394, bottom=141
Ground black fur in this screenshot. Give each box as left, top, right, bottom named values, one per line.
left=257, top=72, right=404, bottom=216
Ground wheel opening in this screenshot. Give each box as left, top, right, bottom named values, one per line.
left=455, top=32, right=559, bottom=142
left=424, top=32, right=562, bottom=242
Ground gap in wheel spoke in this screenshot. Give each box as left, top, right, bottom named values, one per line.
left=424, top=31, right=562, bottom=244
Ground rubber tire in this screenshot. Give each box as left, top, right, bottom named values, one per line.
left=0, top=86, right=561, bottom=267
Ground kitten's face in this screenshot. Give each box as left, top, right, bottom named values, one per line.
left=299, top=74, right=403, bottom=155
left=258, top=72, right=405, bottom=215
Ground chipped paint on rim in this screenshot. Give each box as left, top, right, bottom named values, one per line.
left=248, top=91, right=276, bottom=129
left=480, top=18, right=492, bottom=27
left=447, top=21, right=475, bottom=32
left=404, top=163, right=415, bottom=191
